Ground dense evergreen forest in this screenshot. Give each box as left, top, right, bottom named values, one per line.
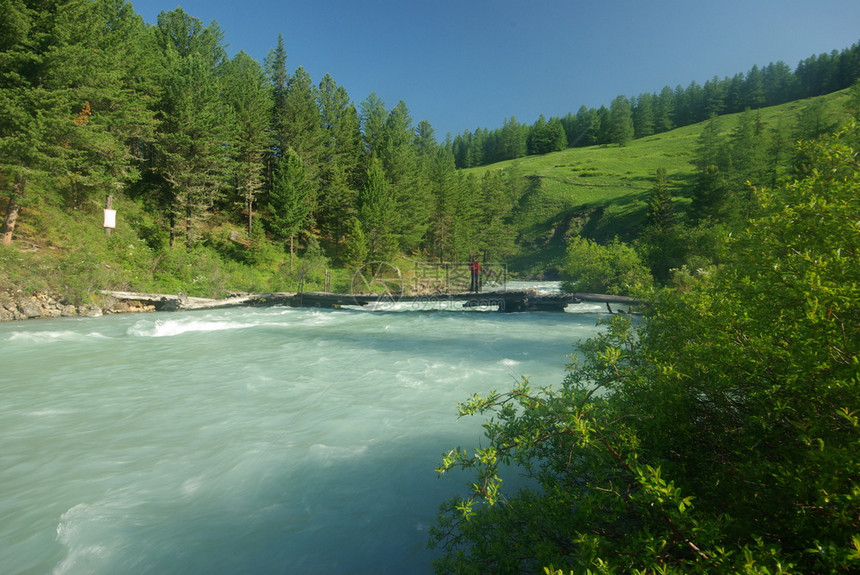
left=0, top=0, right=857, bottom=300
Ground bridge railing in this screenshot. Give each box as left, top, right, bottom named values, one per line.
left=412, top=262, right=508, bottom=293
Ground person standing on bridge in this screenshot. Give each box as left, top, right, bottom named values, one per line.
left=469, top=258, right=482, bottom=292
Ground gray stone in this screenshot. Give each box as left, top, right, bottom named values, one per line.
left=18, top=300, right=43, bottom=318
left=81, top=305, right=103, bottom=318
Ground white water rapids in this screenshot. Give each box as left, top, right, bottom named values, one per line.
left=0, top=282, right=611, bottom=573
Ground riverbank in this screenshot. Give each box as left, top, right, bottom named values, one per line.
left=1, top=287, right=641, bottom=321
left=0, top=290, right=153, bottom=321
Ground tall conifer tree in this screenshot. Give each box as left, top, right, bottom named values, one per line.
left=641, top=167, right=683, bottom=282
left=357, top=159, right=397, bottom=260
left=609, top=95, right=634, bottom=146
left=266, top=34, right=289, bottom=159
left=426, top=146, right=462, bottom=261
left=379, top=100, right=427, bottom=251
left=222, top=51, right=271, bottom=233
left=317, top=73, right=362, bottom=252
left=152, top=8, right=231, bottom=248
left=360, top=92, right=388, bottom=158
left=633, top=93, right=655, bottom=138
left=268, top=147, right=312, bottom=268
left=477, top=169, right=517, bottom=261
left=282, top=66, right=325, bottom=195
left=655, top=86, right=675, bottom=133
left=691, top=115, right=728, bottom=222
left=646, top=167, right=674, bottom=231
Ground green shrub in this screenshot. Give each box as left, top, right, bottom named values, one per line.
left=559, top=236, right=652, bottom=295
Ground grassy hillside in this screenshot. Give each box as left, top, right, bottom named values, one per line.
left=469, top=89, right=852, bottom=278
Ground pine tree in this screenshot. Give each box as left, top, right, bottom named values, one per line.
left=742, top=64, right=766, bottom=109
left=547, top=117, right=568, bottom=151
left=152, top=8, right=231, bottom=248
left=761, top=61, right=798, bottom=106
left=640, top=166, right=684, bottom=283
left=526, top=115, right=567, bottom=154
left=477, top=169, right=517, bottom=262
left=359, top=92, right=388, bottom=158
left=655, top=86, right=675, bottom=133
left=500, top=117, right=528, bottom=158
left=690, top=115, right=728, bottom=222
left=594, top=106, right=611, bottom=145
left=633, top=93, right=655, bottom=138
left=646, top=167, right=673, bottom=231
left=58, top=0, right=158, bottom=209
left=222, top=51, right=271, bottom=233
left=609, top=95, right=634, bottom=146
left=342, top=216, right=368, bottom=268
left=449, top=172, right=481, bottom=261
left=724, top=110, right=770, bottom=219
left=526, top=115, right=547, bottom=154
left=426, top=147, right=470, bottom=261
left=794, top=98, right=837, bottom=141
left=414, top=120, right=437, bottom=157
left=379, top=100, right=427, bottom=251
left=316, top=74, right=362, bottom=252
left=703, top=76, right=727, bottom=116
left=283, top=66, right=325, bottom=190
left=357, top=159, right=397, bottom=261
left=726, top=73, right=746, bottom=112
left=268, top=148, right=312, bottom=269
left=379, top=100, right=416, bottom=187
left=570, top=106, right=598, bottom=146
left=266, top=34, right=289, bottom=158
left=266, top=40, right=325, bottom=233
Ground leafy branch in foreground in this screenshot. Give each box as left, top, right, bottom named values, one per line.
left=430, top=121, right=860, bottom=574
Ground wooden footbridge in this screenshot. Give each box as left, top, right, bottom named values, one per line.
left=101, top=289, right=640, bottom=314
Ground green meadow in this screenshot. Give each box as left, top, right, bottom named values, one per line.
left=467, top=89, right=851, bottom=277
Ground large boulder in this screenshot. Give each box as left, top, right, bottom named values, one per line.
left=18, top=298, right=43, bottom=319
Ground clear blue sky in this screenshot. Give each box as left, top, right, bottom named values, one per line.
left=130, top=0, right=860, bottom=138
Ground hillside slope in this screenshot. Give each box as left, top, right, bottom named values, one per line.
left=468, top=90, right=851, bottom=278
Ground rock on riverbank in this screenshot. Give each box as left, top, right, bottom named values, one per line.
left=0, top=290, right=153, bottom=322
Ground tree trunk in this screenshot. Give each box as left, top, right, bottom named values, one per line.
left=169, top=212, right=176, bottom=249
left=185, top=204, right=193, bottom=250
left=2, top=176, right=24, bottom=246
left=289, top=234, right=295, bottom=272
left=247, top=198, right=253, bottom=235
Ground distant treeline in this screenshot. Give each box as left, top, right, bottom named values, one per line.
left=450, top=42, right=860, bottom=168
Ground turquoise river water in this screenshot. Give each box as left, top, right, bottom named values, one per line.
left=0, top=282, right=611, bottom=574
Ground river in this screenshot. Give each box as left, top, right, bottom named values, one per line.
left=0, top=282, right=610, bottom=574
